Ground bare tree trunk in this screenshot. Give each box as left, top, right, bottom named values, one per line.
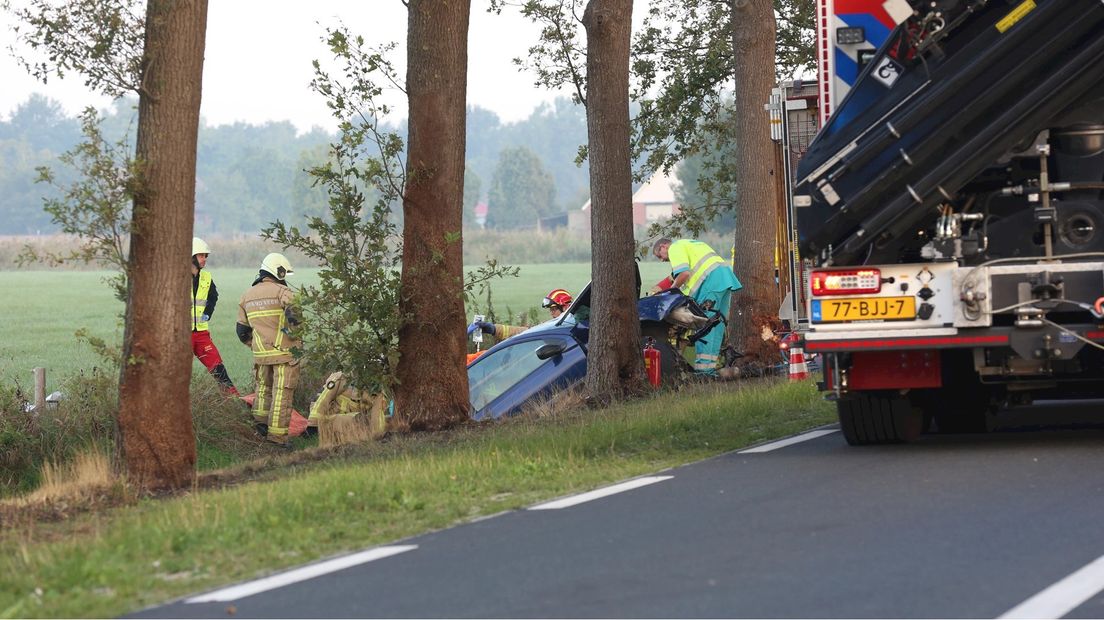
left=727, top=0, right=782, bottom=368
left=583, top=0, right=644, bottom=404
left=394, top=0, right=472, bottom=431
left=117, top=0, right=207, bottom=492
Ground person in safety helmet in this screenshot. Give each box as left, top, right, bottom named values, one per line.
left=466, top=288, right=575, bottom=344
left=541, top=288, right=573, bottom=319
left=650, top=237, right=742, bottom=375
left=190, top=238, right=240, bottom=396
left=236, top=253, right=302, bottom=447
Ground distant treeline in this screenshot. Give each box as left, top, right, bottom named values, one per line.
left=0, top=94, right=594, bottom=236
left=0, top=229, right=733, bottom=271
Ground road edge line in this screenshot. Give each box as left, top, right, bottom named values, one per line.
left=527, top=476, right=674, bottom=510
left=185, top=545, right=418, bottom=603
left=738, top=428, right=839, bottom=453
left=999, top=553, right=1104, bottom=619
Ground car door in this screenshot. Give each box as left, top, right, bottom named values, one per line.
left=467, top=331, right=586, bottom=421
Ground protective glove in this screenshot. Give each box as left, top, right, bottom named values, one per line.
left=467, top=321, right=496, bottom=336
left=200, top=314, right=210, bottom=322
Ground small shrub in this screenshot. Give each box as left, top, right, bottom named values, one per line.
left=0, top=368, right=281, bottom=497
left=0, top=370, right=115, bottom=496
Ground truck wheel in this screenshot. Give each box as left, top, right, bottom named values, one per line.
left=837, top=391, right=923, bottom=445
left=928, top=352, right=992, bottom=434
left=932, top=392, right=991, bottom=434
left=908, top=387, right=990, bottom=434
left=640, top=323, right=688, bottom=386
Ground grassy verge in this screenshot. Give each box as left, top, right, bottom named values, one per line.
left=0, top=379, right=833, bottom=618
left=0, top=371, right=275, bottom=498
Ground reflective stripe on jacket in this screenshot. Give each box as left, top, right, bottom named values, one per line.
left=192, top=270, right=212, bottom=332
left=237, top=278, right=299, bottom=365
left=668, top=239, right=726, bottom=298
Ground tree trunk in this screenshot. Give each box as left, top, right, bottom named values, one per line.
left=727, top=0, right=782, bottom=368
left=117, top=0, right=207, bottom=492
left=583, top=0, right=645, bottom=404
left=394, top=0, right=472, bottom=431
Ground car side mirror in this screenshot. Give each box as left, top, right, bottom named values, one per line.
left=536, top=342, right=566, bottom=360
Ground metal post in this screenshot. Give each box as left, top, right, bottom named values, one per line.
left=33, top=367, right=46, bottom=411
left=779, top=83, right=803, bottom=326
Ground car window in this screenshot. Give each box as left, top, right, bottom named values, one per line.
left=468, top=336, right=568, bottom=412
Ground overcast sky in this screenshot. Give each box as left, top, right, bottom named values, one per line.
left=0, top=1, right=588, bottom=132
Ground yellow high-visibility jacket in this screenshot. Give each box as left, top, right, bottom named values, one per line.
left=668, top=239, right=727, bottom=297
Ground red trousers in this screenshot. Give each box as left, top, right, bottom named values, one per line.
left=192, top=330, right=238, bottom=394
left=191, top=330, right=224, bottom=370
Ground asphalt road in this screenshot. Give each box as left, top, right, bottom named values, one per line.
left=137, top=403, right=1104, bottom=618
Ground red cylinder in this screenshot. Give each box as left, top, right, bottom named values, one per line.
left=643, top=341, right=662, bottom=388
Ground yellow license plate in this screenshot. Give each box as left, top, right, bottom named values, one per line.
left=812, top=296, right=916, bottom=322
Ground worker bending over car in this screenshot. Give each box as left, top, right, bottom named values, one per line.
left=650, top=238, right=742, bottom=375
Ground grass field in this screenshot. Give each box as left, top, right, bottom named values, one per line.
left=0, top=262, right=671, bottom=390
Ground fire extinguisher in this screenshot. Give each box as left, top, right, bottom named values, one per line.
left=643, top=338, right=661, bottom=388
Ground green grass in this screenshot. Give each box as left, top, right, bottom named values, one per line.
left=0, top=379, right=834, bottom=618
left=0, top=262, right=672, bottom=389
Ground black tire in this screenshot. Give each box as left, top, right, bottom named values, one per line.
left=931, top=388, right=991, bottom=434
left=641, top=322, right=689, bottom=386
left=914, top=351, right=992, bottom=434
left=837, top=391, right=924, bottom=445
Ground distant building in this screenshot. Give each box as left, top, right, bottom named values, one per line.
left=631, top=168, right=682, bottom=224
left=473, top=201, right=488, bottom=228
left=538, top=212, right=568, bottom=231
left=571, top=167, right=682, bottom=232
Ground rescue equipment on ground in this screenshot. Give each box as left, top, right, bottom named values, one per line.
left=307, top=371, right=387, bottom=439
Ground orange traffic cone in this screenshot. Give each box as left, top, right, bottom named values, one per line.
left=788, top=344, right=809, bottom=381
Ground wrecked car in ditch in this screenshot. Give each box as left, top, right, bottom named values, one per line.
left=466, top=281, right=714, bottom=420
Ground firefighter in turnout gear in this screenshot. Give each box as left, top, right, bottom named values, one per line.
left=237, top=253, right=302, bottom=446
left=191, top=238, right=239, bottom=395
left=467, top=289, right=574, bottom=339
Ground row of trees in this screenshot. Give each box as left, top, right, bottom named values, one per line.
left=8, top=0, right=812, bottom=491
left=0, top=93, right=593, bottom=234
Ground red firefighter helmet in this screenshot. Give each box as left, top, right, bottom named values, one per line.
left=542, top=288, right=573, bottom=310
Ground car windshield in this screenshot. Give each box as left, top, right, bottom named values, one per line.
left=468, top=336, right=568, bottom=412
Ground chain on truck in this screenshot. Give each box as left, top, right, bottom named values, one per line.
left=775, top=0, right=1104, bottom=445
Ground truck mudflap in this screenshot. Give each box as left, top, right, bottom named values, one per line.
left=848, top=350, right=941, bottom=390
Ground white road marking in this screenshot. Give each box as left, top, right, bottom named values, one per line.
left=999, top=554, right=1104, bottom=619
left=737, top=429, right=839, bottom=453
left=528, top=476, right=674, bottom=510
left=185, top=545, right=418, bottom=603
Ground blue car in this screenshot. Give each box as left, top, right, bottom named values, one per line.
left=466, top=282, right=712, bottom=420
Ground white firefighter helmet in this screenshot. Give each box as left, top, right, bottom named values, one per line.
left=260, top=252, right=294, bottom=279
left=192, top=237, right=211, bottom=257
